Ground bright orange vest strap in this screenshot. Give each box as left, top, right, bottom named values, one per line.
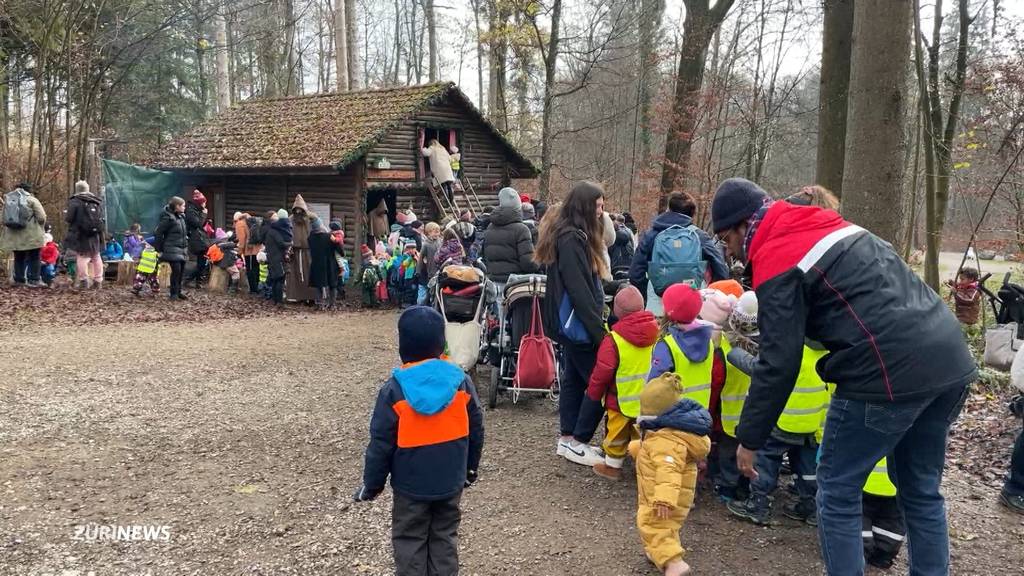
left=393, top=390, right=471, bottom=448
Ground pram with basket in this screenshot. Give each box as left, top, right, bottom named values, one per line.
left=484, top=273, right=560, bottom=409
left=434, top=262, right=489, bottom=372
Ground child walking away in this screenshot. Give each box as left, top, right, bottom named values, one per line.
left=256, top=250, right=270, bottom=299
left=629, top=373, right=711, bottom=576
left=946, top=267, right=981, bottom=325
left=648, top=284, right=715, bottom=409
left=587, top=285, right=660, bottom=480
left=723, top=291, right=829, bottom=526
left=131, top=243, right=161, bottom=296
left=862, top=456, right=905, bottom=569
left=354, top=306, right=484, bottom=576
left=359, top=244, right=382, bottom=307
left=40, top=233, right=60, bottom=286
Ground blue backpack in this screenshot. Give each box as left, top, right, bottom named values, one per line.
left=649, top=225, right=706, bottom=296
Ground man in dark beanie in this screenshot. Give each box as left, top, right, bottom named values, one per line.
left=355, top=306, right=484, bottom=576
left=711, top=177, right=975, bottom=575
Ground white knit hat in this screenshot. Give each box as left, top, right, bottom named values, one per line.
left=730, top=291, right=759, bottom=335
left=234, top=211, right=245, bottom=221
left=75, top=180, right=90, bottom=194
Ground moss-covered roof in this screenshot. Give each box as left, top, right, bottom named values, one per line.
left=154, top=82, right=536, bottom=175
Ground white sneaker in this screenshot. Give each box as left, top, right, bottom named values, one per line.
left=556, top=437, right=571, bottom=456
left=562, top=441, right=604, bottom=466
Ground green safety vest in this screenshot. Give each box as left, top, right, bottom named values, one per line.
left=776, top=347, right=831, bottom=434
left=259, top=262, right=269, bottom=283
left=720, top=340, right=750, bottom=438
left=664, top=335, right=714, bottom=409
left=611, top=332, right=655, bottom=419
left=864, top=457, right=897, bottom=497
left=137, top=248, right=159, bottom=274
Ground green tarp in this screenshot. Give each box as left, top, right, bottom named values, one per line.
left=101, top=159, right=180, bottom=235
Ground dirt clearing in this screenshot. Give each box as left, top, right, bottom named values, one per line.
left=1, top=298, right=1022, bottom=575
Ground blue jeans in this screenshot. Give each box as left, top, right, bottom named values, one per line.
left=816, top=384, right=969, bottom=576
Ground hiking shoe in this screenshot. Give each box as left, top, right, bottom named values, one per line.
left=1000, top=491, right=1024, bottom=515
left=562, top=441, right=604, bottom=466
left=782, top=501, right=818, bottom=526
left=727, top=494, right=772, bottom=525
left=593, top=462, right=622, bottom=480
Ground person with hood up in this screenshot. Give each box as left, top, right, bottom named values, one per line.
left=2, top=181, right=47, bottom=287
left=629, top=191, right=730, bottom=313
left=308, top=217, right=342, bottom=310
left=64, top=180, right=106, bottom=289
left=586, top=285, right=660, bottom=480
left=263, top=209, right=293, bottom=305
left=710, top=177, right=976, bottom=575
left=153, top=196, right=190, bottom=300
left=183, top=189, right=211, bottom=288
left=628, top=373, right=712, bottom=576
left=522, top=202, right=539, bottom=246
left=648, top=284, right=715, bottom=410
left=421, top=138, right=457, bottom=203
left=286, top=196, right=317, bottom=302
left=481, top=187, right=538, bottom=286
left=354, top=306, right=484, bottom=576
left=609, top=216, right=635, bottom=280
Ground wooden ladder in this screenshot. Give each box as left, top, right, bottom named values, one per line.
left=428, top=177, right=462, bottom=223
left=458, top=175, right=485, bottom=216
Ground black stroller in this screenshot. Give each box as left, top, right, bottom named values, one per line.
left=980, top=272, right=1024, bottom=338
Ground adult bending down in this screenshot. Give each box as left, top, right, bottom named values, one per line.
left=536, top=181, right=608, bottom=467
left=711, top=178, right=976, bottom=576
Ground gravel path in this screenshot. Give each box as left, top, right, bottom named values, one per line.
left=1, top=310, right=1022, bottom=575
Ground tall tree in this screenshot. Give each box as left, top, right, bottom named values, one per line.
left=346, top=0, right=360, bottom=88
left=470, top=0, right=486, bottom=110
left=815, top=0, right=854, bottom=195
left=214, top=7, right=231, bottom=113
left=533, top=0, right=562, bottom=198
left=335, top=0, right=350, bottom=90
left=637, top=0, right=666, bottom=165
left=659, top=0, right=736, bottom=209
left=841, top=0, right=913, bottom=248
left=425, top=0, right=438, bottom=82
left=487, top=0, right=510, bottom=131
left=916, top=0, right=973, bottom=288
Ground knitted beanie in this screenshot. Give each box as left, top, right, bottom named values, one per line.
left=192, top=189, right=207, bottom=206
left=398, top=306, right=447, bottom=363
left=522, top=203, right=536, bottom=219
left=519, top=193, right=532, bottom=205
left=711, top=178, right=768, bottom=233
left=498, top=187, right=522, bottom=209
left=75, top=180, right=90, bottom=195
left=730, top=291, right=759, bottom=335
left=640, top=373, right=684, bottom=417
left=613, top=285, right=645, bottom=319
left=330, top=219, right=343, bottom=231
left=276, top=208, right=289, bottom=220
left=662, top=284, right=703, bottom=324
left=708, top=279, right=744, bottom=300
left=257, top=251, right=267, bottom=263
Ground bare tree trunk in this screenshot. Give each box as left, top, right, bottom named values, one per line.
left=471, top=0, right=485, bottom=110
left=0, top=51, right=9, bottom=186
left=840, top=0, right=912, bottom=250
left=638, top=0, right=665, bottom=165
left=393, top=0, right=402, bottom=85
left=346, top=0, right=360, bottom=88
left=487, top=1, right=509, bottom=131
left=334, top=0, right=350, bottom=90
left=538, top=0, right=562, bottom=198
left=658, top=0, right=736, bottom=210
left=815, top=0, right=854, bottom=196
left=214, top=8, right=232, bottom=112
left=425, top=0, right=438, bottom=82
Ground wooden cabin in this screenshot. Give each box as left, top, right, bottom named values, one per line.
left=154, top=82, right=537, bottom=264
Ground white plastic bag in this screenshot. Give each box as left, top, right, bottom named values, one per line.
left=984, top=323, right=1021, bottom=372
left=445, top=322, right=481, bottom=371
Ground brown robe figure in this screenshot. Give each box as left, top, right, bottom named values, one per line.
left=285, top=195, right=318, bottom=301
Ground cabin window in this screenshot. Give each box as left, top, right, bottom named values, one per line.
left=418, top=127, right=459, bottom=183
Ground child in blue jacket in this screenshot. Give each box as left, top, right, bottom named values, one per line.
left=354, top=306, right=484, bottom=575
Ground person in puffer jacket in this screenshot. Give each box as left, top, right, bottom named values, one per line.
left=481, top=187, right=537, bottom=283
left=586, top=285, right=660, bottom=480
left=628, top=373, right=711, bottom=576
left=354, top=306, right=484, bottom=576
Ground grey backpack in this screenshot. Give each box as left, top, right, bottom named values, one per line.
left=3, top=189, right=32, bottom=230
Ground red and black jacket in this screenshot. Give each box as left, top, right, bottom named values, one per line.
left=735, top=202, right=976, bottom=450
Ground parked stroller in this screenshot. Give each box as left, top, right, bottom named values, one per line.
left=980, top=272, right=1024, bottom=337
left=484, top=273, right=560, bottom=409
left=434, top=263, right=489, bottom=372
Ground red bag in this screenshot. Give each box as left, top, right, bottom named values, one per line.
left=376, top=280, right=389, bottom=302
left=515, top=295, right=556, bottom=390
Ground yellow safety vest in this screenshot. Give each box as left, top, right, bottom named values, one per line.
left=864, top=457, right=897, bottom=497
left=611, top=332, right=655, bottom=419
left=259, top=263, right=269, bottom=283
left=776, top=347, right=831, bottom=434
left=720, top=340, right=750, bottom=438
left=664, top=335, right=714, bottom=409
left=137, top=248, right=159, bottom=274
left=450, top=157, right=461, bottom=172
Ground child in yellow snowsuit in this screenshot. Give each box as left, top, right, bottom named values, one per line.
left=628, top=372, right=712, bottom=576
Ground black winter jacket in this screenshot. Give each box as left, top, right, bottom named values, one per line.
left=542, top=229, right=606, bottom=350
left=735, top=202, right=977, bottom=450
left=481, top=206, right=538, bottom=282
left=609, top=227, right=635, bottom=276
left=184, top=201, right=209, bottom=255
left=153, top=206, right=188, bottom=262
left=362, top=359, right=484, bottom=501
left=308, top=230, right=341, bottom=289
left=64, top=192, right=105, bottom=254
left=263, top=219, right=293, bottom=280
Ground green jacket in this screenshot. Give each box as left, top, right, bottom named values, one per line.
left=0, top=189, right=47, bottom=251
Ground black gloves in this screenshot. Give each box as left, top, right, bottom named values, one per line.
left=353, top=485, right=381, bottom=502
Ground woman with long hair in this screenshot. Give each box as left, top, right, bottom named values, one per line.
left=536, top=181, right=609, bottom=466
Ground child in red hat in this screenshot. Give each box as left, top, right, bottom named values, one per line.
left=648, top=284, right=715, bottom=411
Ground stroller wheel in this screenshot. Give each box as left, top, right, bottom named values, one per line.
left=488, top=365, right=500, bottom=410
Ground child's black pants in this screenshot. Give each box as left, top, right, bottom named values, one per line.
left=392, top=491, right=461, bottom=576
left=862, top=493, right=905, bottom=568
